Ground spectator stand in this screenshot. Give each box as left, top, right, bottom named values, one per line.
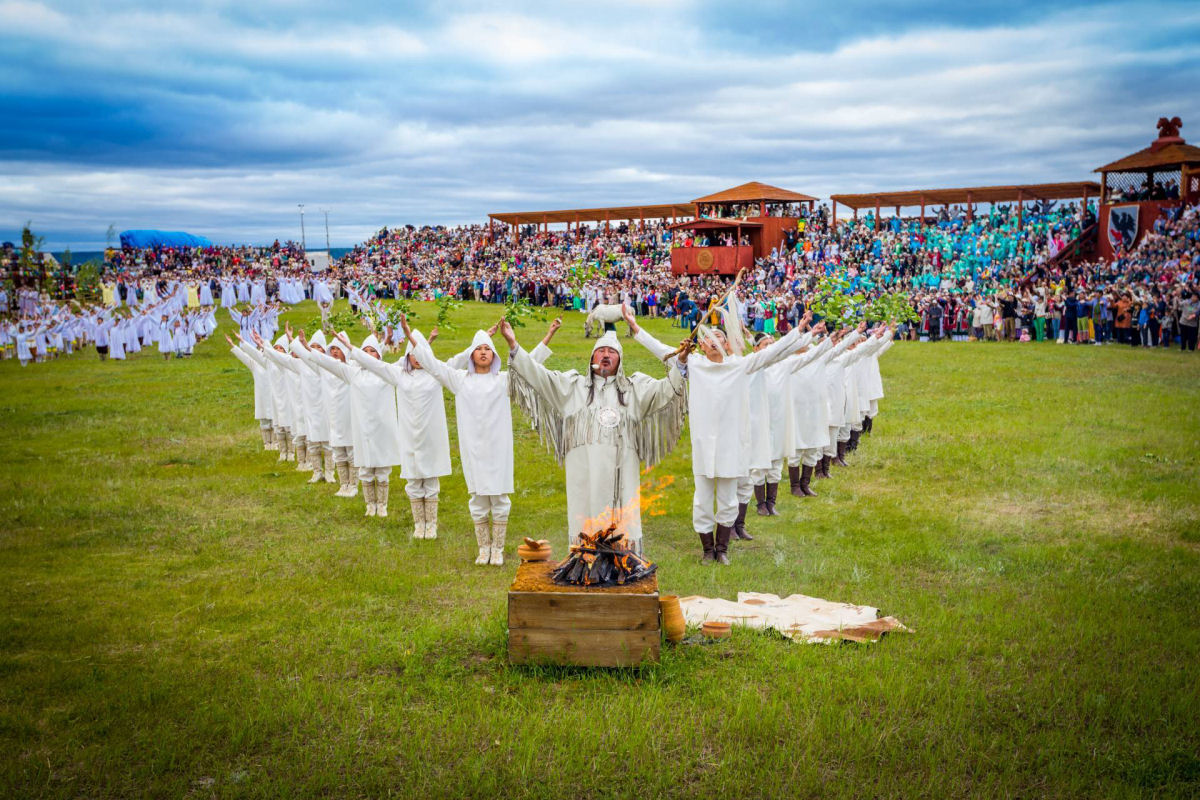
left=668, top=182, right=819, bottom=276
left=1095, top=116, right=1200, bottom=260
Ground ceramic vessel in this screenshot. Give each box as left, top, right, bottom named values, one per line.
left=659, top=595, right=686, bottom=643
left=701, top=620, right=732, bottom=639
left=517, top=537, right=553, bottom=562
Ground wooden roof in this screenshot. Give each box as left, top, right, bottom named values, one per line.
left=692, top=182, right=818, bottom=204
left=668, top=218, right=764, bottom=231
left=488, top=203, right=695, bottom=226
left=1094, top=141, right=1200, bottom=173
left=829, top=181, right=1101, bottom=210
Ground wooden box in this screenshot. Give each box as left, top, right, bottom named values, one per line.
left=507, top=560, right=660, bottom=667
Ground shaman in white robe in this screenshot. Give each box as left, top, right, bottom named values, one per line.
left=508, top=331, right=687, bottom=547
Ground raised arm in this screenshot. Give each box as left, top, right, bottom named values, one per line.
left=230, top=343, right=260, bottom=373
left=741, top=325, right=808, bottom=374
left=408, top=328, right=461, bottom=393
left=789, top=336, right=833, bottom=372
left=300, top=345, right=353, bottom=383
left=350, top=345, right=404, bottom=385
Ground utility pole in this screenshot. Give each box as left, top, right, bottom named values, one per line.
left=321, top=208, right=330, bottom=252
left=298, top=204, right=306, bottom=250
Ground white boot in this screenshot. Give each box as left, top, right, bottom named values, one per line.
left=409, top=496, right=426, bottom=539
left=277, top=430, right=290, bottom=462
left=474, top=519, right=491, bottom=565
left=323, top=449, right=336, bottom=484
left=260, top=427, right=273, bottom=450
left=424, top=497, right=438, bottom=540
left=489, top=519, right=507, bottom=566
left=307, top=456, right=324, bottom=484
left=334, top=462, right=351, bottom=497
left=376, top=481, right=389, bottom=518
left=294, top=437, right=309, bottom=471
left=362, top=480, right=377, bottom=517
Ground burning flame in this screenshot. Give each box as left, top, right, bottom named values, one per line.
left=573, top=472, right=677, bottom=545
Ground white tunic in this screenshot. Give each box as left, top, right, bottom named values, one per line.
left=305, top=348, right=402, bottom=469
left=350, top=345, right=452, bottom=481
left=230, top=343, right=275, bottom=421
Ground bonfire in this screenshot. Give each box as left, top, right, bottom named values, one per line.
left=550, top=523, right=657, bottom=588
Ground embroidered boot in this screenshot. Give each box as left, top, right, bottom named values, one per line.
left=260, top=427, right=272, bottom=450
left=474, top=519, right=491, bottom=565
left=409, top=496, right=426, bottom=539
left=424, top=497, right=439, bottom=539
left=489, top=519, right=507, bottom=566
left=334, top=462, right=352, bottom=497
left=362, top=480, right=377, bottom=517
left=323, top=449, right=336, bottom=484
left=375, top=481, right=389, bottom=518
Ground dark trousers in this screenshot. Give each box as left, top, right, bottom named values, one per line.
left=1182, top=325, right=1199, bottom=352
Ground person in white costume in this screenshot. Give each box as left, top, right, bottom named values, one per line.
left=398, top=314, right=514, bottom=566
left=346, top=328, right=452, bottom=540
left=784, top=333, right=836, bottom=497
left=295, top=331, right=358, bottom=498
left=750, top=321, right=827, bottom=514
left=225, top=332, right=276, bottom=450
left=503, top=308, right=687, bottom=554
left=633, top=317, right=807, bottom=565
left=287, top=327, right=334, bottom=484
left=258, top=329, right=312, bottom=472
left=300, top=331, right=402, bottom=517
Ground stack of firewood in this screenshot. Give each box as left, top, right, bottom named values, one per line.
left=550, top=524, right=657, bottom=587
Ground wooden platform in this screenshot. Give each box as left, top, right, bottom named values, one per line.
left=507, top=560, right=661, bottom=667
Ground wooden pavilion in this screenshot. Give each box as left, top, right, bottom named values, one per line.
left=829, top=181, right=1100, bottom=228
left=487, top=203, right=696, bottom=243
left=668, top=182, right=818, bottom=275
left=1093, top=117, right=1200, bottom=258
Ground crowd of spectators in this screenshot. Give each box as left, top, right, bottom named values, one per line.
left=4, top=193, right=1197, bottom=353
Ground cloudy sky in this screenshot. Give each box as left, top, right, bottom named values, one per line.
left=3, top=0, right=1199, bottom=249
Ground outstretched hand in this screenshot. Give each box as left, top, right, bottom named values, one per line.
left=335, top=330, right=352, bottom=349
left=486, top=319, right=501, bottom=337
left=499, top=319, right=518, bottom=350
left=621, top=303, right=640, bottom=335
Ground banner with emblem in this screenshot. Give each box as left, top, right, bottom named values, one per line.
left=1107, top=204, right=1139, bottom=252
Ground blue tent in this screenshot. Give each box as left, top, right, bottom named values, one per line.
left=119, top=230, right=213, bottom=249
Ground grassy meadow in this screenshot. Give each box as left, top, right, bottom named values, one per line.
left=1, top=299, right=1198, bottom=798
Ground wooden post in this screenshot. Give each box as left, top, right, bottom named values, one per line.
left=832, top=199, right=838, bottom=227
left=853, top=206, right=858, bottom=221
left=488, top=218, right=494, bottom=243
left=759, top=200, right=766, bottom=217
left=920, top=194, right=925, bottom=226
left=967, top=192, right=974, bottom=222
left=639, top=208, right=644, bottom=233
left=1017, top=190, right=1024, bottom=227
left=874, top=198, right=880, bottom=230
left=1101, top=172, right=1108, bottom=204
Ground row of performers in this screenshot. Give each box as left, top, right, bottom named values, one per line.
left=228, top=305, right=894, bottom=566
left=2, top=288, right=219, bottom=365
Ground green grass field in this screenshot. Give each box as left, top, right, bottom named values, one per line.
left=2, top=300, right=1198, bottom=798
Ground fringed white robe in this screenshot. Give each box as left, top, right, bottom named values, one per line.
left=508, top=344, right=687, bottom=547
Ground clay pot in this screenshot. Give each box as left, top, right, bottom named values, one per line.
left=659, top=595, right=686, bottom=643
left=701, top=620, right=732, bottom=639
left=517, top=537, right=553, bottom=562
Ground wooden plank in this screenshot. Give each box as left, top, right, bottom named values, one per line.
left=508, top=628, right=660, bottom=667
left=508, top=592, right=659, bottom=631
